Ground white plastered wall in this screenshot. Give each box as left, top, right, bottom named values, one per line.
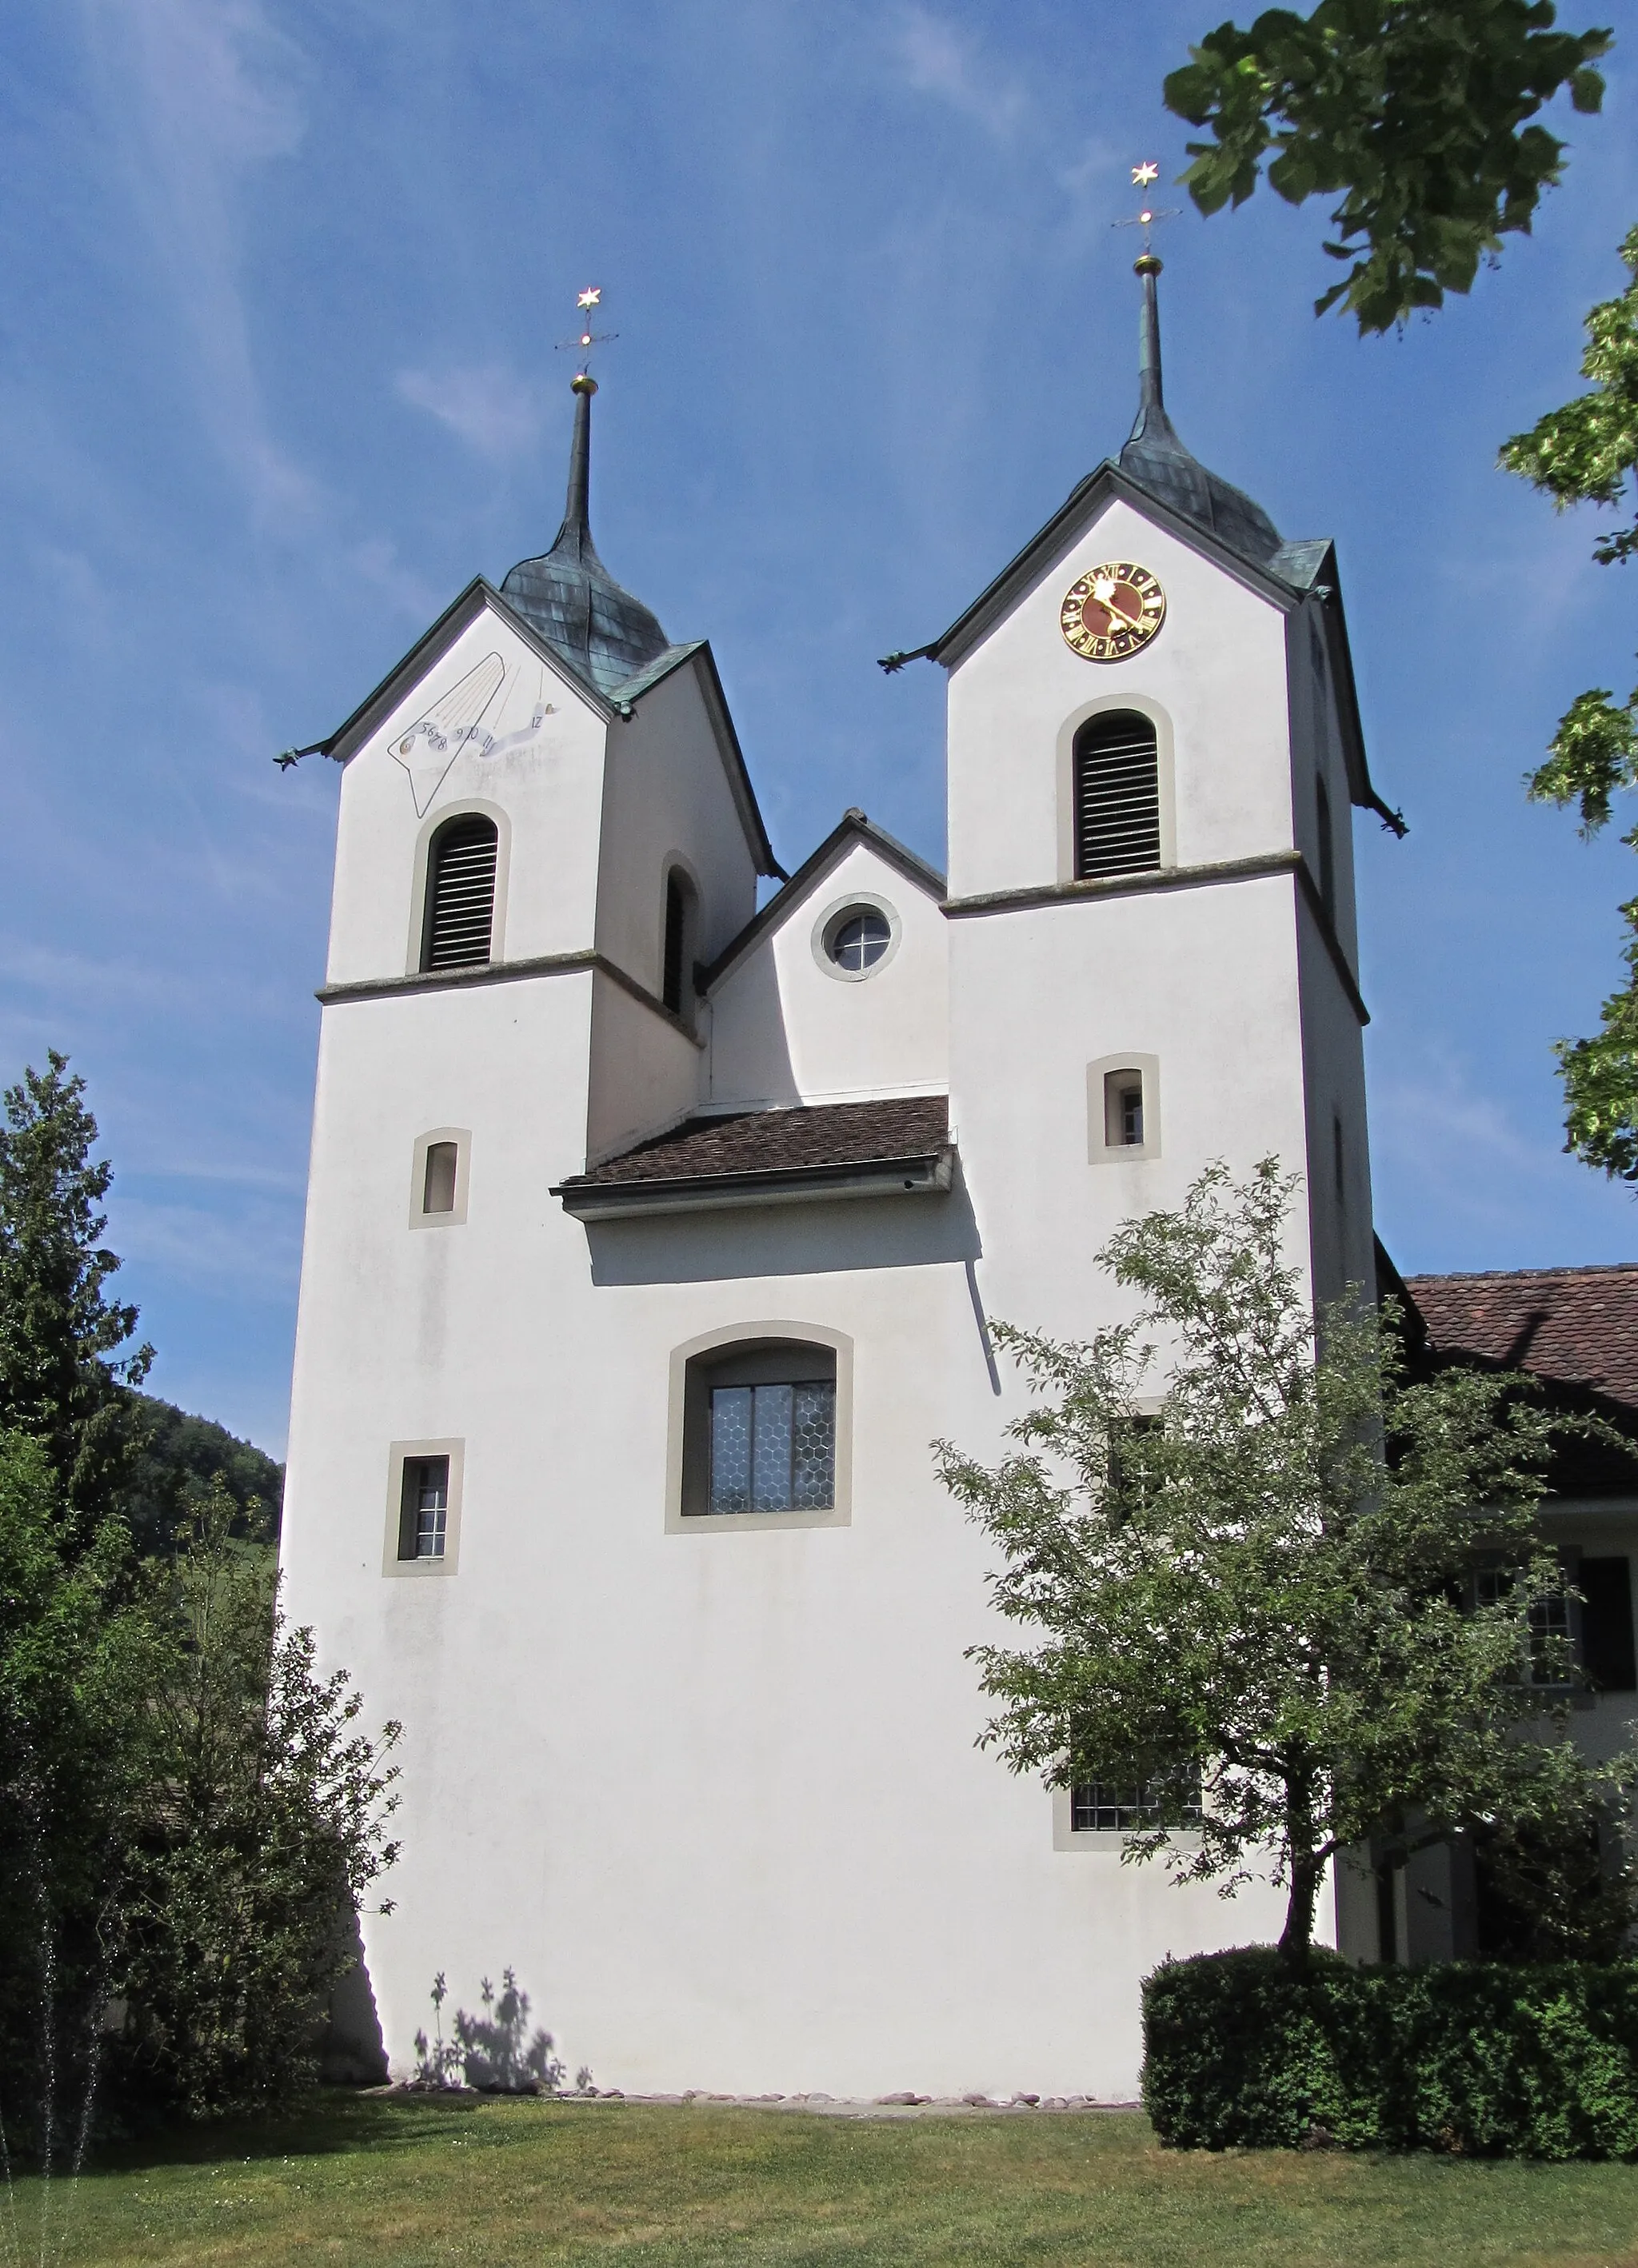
left=946, top=494, right=1295, bottom=901
left=593, top=658, right=762, bottom=988
left=705, top=841, right=949, bottom=1111
left=281, top=470, right=1391, bottom=2103
left=326, top=605, right=611, bottom=987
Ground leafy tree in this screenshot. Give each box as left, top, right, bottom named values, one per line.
left=1164, top=1, right=1611, bottom=333
left=123, top=1396, right=286, bottom=1559
left=0, top=1053, right=152, bottom=1533
left=1500, top=229, right=1638, bottom=1178
left=0, top=1432, right=161, bottom=2171
left=111, top=1487, right=402, bottom=2118
left=936, top=1160, right=1636, bottom=1966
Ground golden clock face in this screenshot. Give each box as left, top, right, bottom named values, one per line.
left=1060, top=561, right=1166, bottom=661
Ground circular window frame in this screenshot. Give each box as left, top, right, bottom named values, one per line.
left=812, top=892, right=903, bottom=984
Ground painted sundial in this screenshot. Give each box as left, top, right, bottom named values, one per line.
left=391, top=655, right=557, bottom=816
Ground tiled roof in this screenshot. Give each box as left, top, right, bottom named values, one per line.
left=1406, top=1264, right=1638, bottom=1416
left=563, top=1096, right=949, bottom=1190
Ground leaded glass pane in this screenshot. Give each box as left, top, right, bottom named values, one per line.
left=791, top=1382, right=835, bottom=1507
left=710, top=1386, right=753, bottom=1511
left=751, top=1383, right=793, bottom=1511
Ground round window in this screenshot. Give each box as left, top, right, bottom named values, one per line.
left=827, top=908, right=892, bottom=973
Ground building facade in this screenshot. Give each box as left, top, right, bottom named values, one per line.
left=282, top=269, right=1396, bottom=2099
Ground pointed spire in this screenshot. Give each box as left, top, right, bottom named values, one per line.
left=1126, top=252, right=1184, bottom=455
left=553, top=372, right=600, bottom=568
left=1117, top=248, right=1284, bottom=567
left=499, top=366, right=670, bottom=697
left=1137, top=254, right=1163, bottom=415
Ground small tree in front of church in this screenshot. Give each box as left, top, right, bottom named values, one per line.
left=937, top=1159, right=1638, bottom=1967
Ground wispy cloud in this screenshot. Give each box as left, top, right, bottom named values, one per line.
left=889, top=6, right=1028, bottom=142
left=395, top=364, right=542, bottom=460
left=83, top=0, right=317, bottom=529
left=113, top=1192, right=301, bottom=1298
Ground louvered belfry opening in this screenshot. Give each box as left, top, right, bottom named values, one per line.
left=1073, top=711, right=1161, bottom=880
left=422, top=816, right=498, bottom=970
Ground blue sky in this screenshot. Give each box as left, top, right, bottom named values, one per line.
left=2, top=0, right=1636, bottom=1455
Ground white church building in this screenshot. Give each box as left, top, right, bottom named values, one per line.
left=280, top=257, right=1400, bottom=2101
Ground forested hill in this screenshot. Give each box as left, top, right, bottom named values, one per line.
left=124, top=1395, right=285, bottom=1559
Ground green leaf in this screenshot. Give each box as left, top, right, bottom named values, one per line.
left=1163, top=1, right=1616, bottom=333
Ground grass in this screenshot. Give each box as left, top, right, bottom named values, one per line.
left=9, top=2094, right=1638, bottom=2268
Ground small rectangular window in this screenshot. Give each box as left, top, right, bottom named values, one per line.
left=1108, top=1413, right=1161, bottom=1520
left=1105, top=1071, right=1144, bottom=1148
left=422, top=1142, right=458, bottom=1215
left=398, top=1455, right=450, bottom=1561
left=1070, top=1772, right=1203, bottom=1834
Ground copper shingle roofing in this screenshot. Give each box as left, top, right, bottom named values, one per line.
left=563, top=1095, right=950, bottom=1191
left=1405, top=1264, right=1638, bottom=1416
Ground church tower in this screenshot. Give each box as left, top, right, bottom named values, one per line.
left=281, top=267, right=1392, bottom=2103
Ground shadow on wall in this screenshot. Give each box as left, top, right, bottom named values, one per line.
left=413, top=1970, right=591, bottom=2095
left=706, top=941, right=801, bottom=1111
left=583, top=1173, right=985, bottom=1288
left=321, top=1915, right=390, bottom=2085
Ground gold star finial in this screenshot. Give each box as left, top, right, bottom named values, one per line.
left=1114, top=163, right=1180, bottom=261
left=557, top=285, right=618, bottom=377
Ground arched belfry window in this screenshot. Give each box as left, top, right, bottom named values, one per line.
left=661, top=866, right=697, bottom=1018
left=421, top=815, right=498, bottom=971
left=1073, top=711, right=1161, bottom=880
left=1315, top=773, right=1336, bottom=921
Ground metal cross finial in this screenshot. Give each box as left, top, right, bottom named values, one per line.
left=1113, top=162, right=1180, bottom=259
left=556, top=285, right=618, bottom=377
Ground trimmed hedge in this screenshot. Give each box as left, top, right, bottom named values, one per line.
left=1142, top=1947, right=1638, bottom=2158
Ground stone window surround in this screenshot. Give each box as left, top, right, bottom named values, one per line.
left=1087, top=1052, right=1162, bottom=1164
left=666, top=1321, right=854, bottom=1534
left=405, top=798, right=512, bottom=977
left=1056, top=693, right=1177, bottom=887
left=409, top=1127, right=473, bottom=1228
left=382, top=1437, right=465, bottom=1576
left=811, top=891, right=904, bottom=984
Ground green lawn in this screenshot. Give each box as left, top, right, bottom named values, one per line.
left=13, top=2094, right=1638, bottom=2267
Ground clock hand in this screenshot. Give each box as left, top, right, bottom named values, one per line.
left=1092, top=586, right=1145, bottom=634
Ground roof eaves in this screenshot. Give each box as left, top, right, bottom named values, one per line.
left=923, top=461, right=1304, bottom=677
left=302, top=578, right=615, bottom=768
left=697, top=810, right=947, bottom=994
left=607, top=640, right=708, bottom=707
left=1311, top=567, right=1404, bottom=836
left=552, top=1144, right=954, bottom=1220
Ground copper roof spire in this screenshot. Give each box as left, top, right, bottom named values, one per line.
left=500, top=292, right=671, bottom=697
left=1112, top=177, right=1284, bottom=568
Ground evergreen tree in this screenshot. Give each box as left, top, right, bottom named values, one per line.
left=0, top=1052, right=152, bottom=1531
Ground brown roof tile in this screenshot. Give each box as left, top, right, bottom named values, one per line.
left=1405, top=1264, right=1638, bottom=1415
left=562, top=1095, right=951, bottom=1190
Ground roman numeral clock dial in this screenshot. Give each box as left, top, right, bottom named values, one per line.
left=1060, top=561, right=1166, bottom=661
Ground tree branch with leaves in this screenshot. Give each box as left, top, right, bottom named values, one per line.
left=1164, top=0, right=1610, bottom=333
left=936, top=1160, right=1636, bottom=1967
left=1501, top=227, right=1638, bottom=1177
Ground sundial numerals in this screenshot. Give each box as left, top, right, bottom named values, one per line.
left=1061, top=561, right=1166, bottom=663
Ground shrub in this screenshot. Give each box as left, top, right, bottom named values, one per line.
left=1142, top=1947, right=1638, bottom=2158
